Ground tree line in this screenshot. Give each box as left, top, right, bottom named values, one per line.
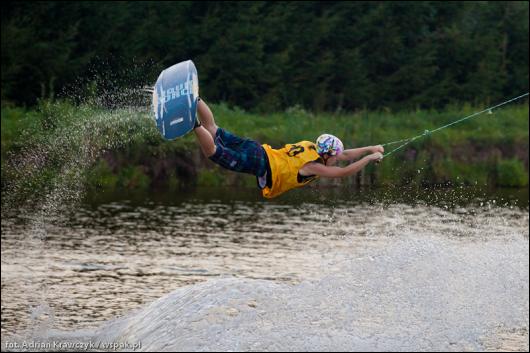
left=1, top=1, right=528, bottom=112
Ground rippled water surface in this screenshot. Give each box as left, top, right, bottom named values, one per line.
left=1, top=187, right=529, bottom=351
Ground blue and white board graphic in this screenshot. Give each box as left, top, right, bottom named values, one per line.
left=152, top=60, right=199, bottom=140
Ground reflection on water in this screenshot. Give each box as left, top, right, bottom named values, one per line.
left=1, top=187, right=529, bottom=351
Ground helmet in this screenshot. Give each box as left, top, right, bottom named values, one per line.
left=316, top=134, right=344, bottom=156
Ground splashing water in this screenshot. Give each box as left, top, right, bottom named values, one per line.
left=1, top=81, right=528, bottom=351
left=1, top=85, right=161, bottom=345
left=1, top=198, right=528, bottom=351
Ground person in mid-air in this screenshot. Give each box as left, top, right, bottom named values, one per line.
left=193, top=98, right=384, bottom=198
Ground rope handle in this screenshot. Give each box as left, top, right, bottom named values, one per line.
left=380, top=93, right=529, bottom=158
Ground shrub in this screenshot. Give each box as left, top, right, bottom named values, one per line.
left=496, top=159, right=529, bottom=187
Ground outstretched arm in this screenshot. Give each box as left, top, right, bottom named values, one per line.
left=300, top=152, right=383, bottom=178
left=337, top=145, right=384, bottom=162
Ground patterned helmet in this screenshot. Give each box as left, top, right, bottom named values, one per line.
left=316, top=134, right=344, bottom=156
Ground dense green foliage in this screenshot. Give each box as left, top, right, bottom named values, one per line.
left=2, top=100, right=527, bottom=200
left=1, top=2, right=528, bottom=199
left=2, top=1, right=528, bottom=111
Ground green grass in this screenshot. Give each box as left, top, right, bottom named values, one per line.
left=496, top=159, right=529, bottom=187
left=1, top=99, right=528, bottom=201
left=212, top=102, right=529, bottom=148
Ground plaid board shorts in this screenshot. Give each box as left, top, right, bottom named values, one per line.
left=209, top=128, right=268, bottom=177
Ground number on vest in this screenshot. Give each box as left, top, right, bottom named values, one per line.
left=287, top=144, right=305, bottom=157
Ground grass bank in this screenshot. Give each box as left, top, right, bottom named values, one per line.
left=1, top=99, right=528, bottom=201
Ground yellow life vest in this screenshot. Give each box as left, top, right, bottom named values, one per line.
left=261, top=141, right=322, bottom=199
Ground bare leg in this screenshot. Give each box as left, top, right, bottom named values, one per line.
left=197, top=99, right=218, bottom=137
left=194, top=126, right=216, bottom=157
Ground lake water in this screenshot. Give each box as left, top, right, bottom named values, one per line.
left=1, top=186, right=528, bottom=351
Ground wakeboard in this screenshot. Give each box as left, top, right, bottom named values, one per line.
left=152, top=60, right=199, bottom=140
